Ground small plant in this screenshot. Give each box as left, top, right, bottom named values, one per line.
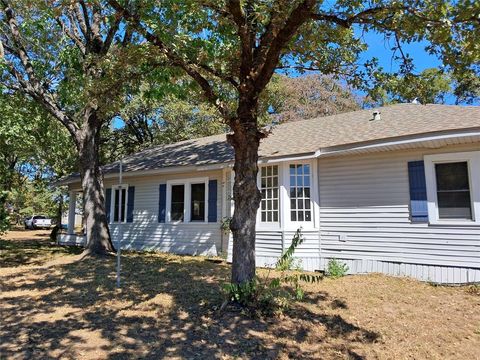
left=220, top=217, right=231, bottom=233
left=466, top=284, right=480, bottom=296
left=326, top=258, right=349, bottom=278
left=222, top=228, right=323, bottom=315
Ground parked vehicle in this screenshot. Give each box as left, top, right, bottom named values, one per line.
left=24, top=215, right=52, bottom=230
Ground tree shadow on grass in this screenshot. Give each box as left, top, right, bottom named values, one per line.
left=0, top=251, right=380, bottom=359
left=0, top=238, right=82, bottom=267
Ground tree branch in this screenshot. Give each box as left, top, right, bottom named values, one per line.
left=253, top=0, right=317, bottom=92
left=108, top=0, right=234, bottom=120
left=0, top=1, right=80, bottom=143
left=226, top=0, right=253, bottom=81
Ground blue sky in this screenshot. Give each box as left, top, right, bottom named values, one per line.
left=358, top=30, right=442, bottom=73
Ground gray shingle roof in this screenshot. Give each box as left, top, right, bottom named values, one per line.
left=61, top=103, right=480, bottom=183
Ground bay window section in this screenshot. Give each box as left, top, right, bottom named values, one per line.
left=290, top=164, right=311, bottom=222
left=170, top=185, right=185, bottom=221
left=435, top=162, right=472, bottom=220
left=260, top=165, right=279, bottom=222
left=191, top=183, right=206, bottom=221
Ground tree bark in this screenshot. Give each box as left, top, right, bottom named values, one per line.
left=228, top=107, right=263, bottom=284
left=78, top=111, right=114, bottom=255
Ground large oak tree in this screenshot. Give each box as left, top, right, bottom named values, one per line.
left=108, top=0, right=479, bottom=284
left=0, top=1, right=145, bottom=255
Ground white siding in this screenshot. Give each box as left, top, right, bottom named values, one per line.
left=318, top=143, right=480, bottom=284
left=106, top=170, right=222, bottom=256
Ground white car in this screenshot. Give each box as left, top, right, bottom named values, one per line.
left=24, top=215, right=52, bottom=230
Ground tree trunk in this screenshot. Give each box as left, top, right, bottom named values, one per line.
left=228, top=112, right=263, bottom=284
left=78, top=112, right=114, bottom=255
left=50, top=193, right=63, bottom=241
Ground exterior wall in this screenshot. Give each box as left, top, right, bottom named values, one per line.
left=318, top=143, right=480, bottom=284
left=59, top=169, right=224, bottom=256
left=58, top=142, right=480, bottom=284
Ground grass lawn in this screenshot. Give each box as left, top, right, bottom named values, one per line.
left=1, top=230, right=479, bottom=359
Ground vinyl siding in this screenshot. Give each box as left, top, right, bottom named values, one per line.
left=105, top=170, right=223, bottom=256
left=318, top=143, right=480, bottom=283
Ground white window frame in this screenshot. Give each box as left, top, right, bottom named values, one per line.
left=166, top=177, right=209, bottom=224
left=257, top=164, right=281, bottom=230
left=424, top=151, right=480, bottom=225
left=284, top=160, right=318, bottom=229
left=110, top=184, right=129, bottom=224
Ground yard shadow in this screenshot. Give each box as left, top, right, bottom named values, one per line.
left=0, top=238, right=82, bottom=268
left=0, top=249, right=380, bottom=359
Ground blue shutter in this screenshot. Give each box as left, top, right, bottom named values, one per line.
left=208, top=180, right=217, bottom=222
left=158, top=184, right=166, bottom=223
left=126, top=186, right=135, bottom=222
left=105, top=188, right=112, bottom=223
left=408, top=161, right=428, bottom=222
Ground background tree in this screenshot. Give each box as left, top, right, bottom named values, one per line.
left=364, top=67, right=479, bottom=105
left=103, top=83, right=226, bottom=160
left=110, top=0, right=480, bottom=284
left=267, top=74, right=360, bottom=122
left=0, top=92, right=76, bottom=228
left=0, top=1, right=145, bottom=255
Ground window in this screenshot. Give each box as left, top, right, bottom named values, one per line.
left=260, top=165, right=279, bottom=222
left=171, top=184, right=185, bottom=221
left=113, top=187, right=127, bottom=223
left=435, top=162, right=472, bottom=220
left=166, top=178, right=209, bottom=223
left=289, top=164, right=311, bottom=222
left=425, top=151, right=480, bottom=224
left=191, top=183, right=206, bottom=221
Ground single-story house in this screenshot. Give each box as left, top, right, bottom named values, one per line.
left=58, top=104, right=480, bottom=284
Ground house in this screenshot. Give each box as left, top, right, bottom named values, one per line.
left=58, top=104, right=480, bottom=284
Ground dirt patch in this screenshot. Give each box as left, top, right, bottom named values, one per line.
left=1, top=230, right=479, bottom=359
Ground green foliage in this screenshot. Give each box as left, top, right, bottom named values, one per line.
left=0, top=191, right=10, bottom=234
left=222, top=229, right=323, bottom=315
left=326, top=259, right=349, bottom=279
left=220, top=217, right=232, bottom=233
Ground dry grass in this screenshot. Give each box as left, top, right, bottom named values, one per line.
left=1, top=230, right=479, bottom=359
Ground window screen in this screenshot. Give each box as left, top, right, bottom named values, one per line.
left=435, top=162, right=472, bottom=220
left=171, top=185, right=185, bottom=221
left=190, top=183, right=205, bottom=221
left=114, top=188, right=126, bottom=222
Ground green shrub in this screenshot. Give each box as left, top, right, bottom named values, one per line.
left=326, top=258, right=349, bottom=278
left=222, top=228, right=323, bottom=315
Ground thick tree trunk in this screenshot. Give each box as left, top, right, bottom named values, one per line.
left=228, top=111, right=263, bottom=284
left=78, top=113, right=114, bottom=255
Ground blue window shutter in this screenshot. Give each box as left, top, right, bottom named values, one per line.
left=105, top=188, right=112, bottom=223
left=408, top=161, right=428, bottom=222
left=158, top=184, right=166, bottom=223
left=126, top=186, right=135, bottom=222
left=208, top=180, right=218, bottom=222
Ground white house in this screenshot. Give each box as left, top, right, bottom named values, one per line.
left=58, top=104, right=480, bottom=284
